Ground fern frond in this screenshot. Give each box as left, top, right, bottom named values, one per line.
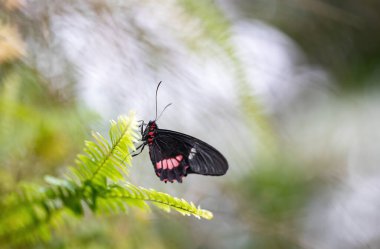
left=97, top=184, right=213, bottom=220
left=68, top=114, right=138, bottom=187
left=0, top=183, right=66, bottom=245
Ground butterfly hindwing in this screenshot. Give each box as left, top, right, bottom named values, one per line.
left=149, top=133, right=189, bottom=183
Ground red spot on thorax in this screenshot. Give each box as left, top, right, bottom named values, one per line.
left=149, top=122, right=156, bottom=130
left=147, top=122, right=157, bottom=145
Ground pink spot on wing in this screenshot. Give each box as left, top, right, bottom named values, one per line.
left=156, top=155, right=184, bottom=171
left=176, top=155, right=183, bottom=161
left=168, top=159, right=174, bottom=169
left=156, top=161, right=162, bottom=169
left=172, top=158, right=179, bottom=167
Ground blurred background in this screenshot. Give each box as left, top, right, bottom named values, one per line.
left=1, top=0, right=380, bottom=248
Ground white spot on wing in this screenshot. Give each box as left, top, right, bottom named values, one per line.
left=189, top=147, right=197, bottom=160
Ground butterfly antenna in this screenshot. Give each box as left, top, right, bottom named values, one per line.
left=155, top=81, right=163, bottom=120
left=156, top=103, right=172, bottom=121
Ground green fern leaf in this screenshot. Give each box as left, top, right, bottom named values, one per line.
left=99, top=184, right=213, bottom=220
left=67, top=114, right=138, bottom=187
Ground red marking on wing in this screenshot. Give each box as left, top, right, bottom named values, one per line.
left=156, top=161, right=162, bottom=169
left=169, top=158, right=178, bottom=169
left=156, top=155, right=183, bottom=170
left=167, top=159, right=172, bottom=169
left=155, top=155, right=187, bottom=183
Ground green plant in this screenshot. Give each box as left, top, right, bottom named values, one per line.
left=0, top=114, right=212, bottom=246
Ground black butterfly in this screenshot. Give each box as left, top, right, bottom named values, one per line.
left=132, top=82, right=228, bottom=183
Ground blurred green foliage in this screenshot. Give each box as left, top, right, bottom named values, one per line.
left=233, top=157, right=319, bottom=249
left=0, top=61, right=92, bottom=246
left=234, top=0, right=380, bottom=90
left=0, top=63, right=93, bottom=182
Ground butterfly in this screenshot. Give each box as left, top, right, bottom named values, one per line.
left=132, top=82, right=228, bottom=183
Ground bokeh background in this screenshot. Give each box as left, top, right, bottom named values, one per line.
left=1, top=0, right=380, bottom=248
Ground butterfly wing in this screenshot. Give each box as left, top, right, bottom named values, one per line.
left=148, top=131, right=189, bottom=183
left=149, top=129, right=228, bottom=183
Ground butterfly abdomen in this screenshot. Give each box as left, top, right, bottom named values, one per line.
left=145, top=121, right=157, bottom=145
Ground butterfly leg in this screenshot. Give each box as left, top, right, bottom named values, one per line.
left=137, top=120, right=146, bottom=133
left=131, top=143, right=146, bottom=157
left=140, top=121, right=144, bottom=135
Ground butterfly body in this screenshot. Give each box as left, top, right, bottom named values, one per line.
left=138, top=120, right=228, bottom=183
